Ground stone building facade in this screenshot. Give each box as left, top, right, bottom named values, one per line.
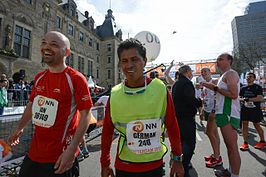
left=0, top=0, right=122, bottom=88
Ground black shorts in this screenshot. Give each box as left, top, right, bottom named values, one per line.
left=19, top=155, right=79, bottom=177
left=86, top=123, right=97, bottom=134
left=116, top=165, right=163, bottom=177
left=241, top=108, right=263, bottom=123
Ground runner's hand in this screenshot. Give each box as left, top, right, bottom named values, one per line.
left=54, top=147, right=75, bottom=174
left=101, top=166, right=115, bottom=177
left=8, top=129, right=23, bottom=146
left=201, top=82, right=215, bottom=90
left=208, top=112, right=215, bottom=121
left=170, top=161, right=184, bottom=177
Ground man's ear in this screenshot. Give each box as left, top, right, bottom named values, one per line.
left=143, top=57, right=147, bottom=66
left=65, top=48, right=71, bottom=57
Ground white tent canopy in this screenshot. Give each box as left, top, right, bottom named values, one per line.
left=88, top=76, right=95, bottom=88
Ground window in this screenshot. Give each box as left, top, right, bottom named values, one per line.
left=108, top=70, right=111, bottom=79
left=14, top=25, right=31, bottom=58
left=79, top=32, right=84, bottom=41
left=68, top=24, right=74, bottom=36
left=88, top=37, right=92, bottom=47
left=96, top=69, right=99, bottom=79
left=66, top=53, right=74, bottom=68
left=87, top=60, right=93, bottom=77
left=96, top=56, right=99, bottom=63
left=78, top=56, right=84, bottom=73
left=107, top=44, right=112, bottom=52
left=24, top=0, right=32, bottom=4
left=108, top=56, right=111, bottom=63
left=96, top=42, right=99, bottom=50
left=0, top=18, right=2, bottom=27
left=70, top=7, right=75, bottom=17
left=56, top=16, right=61, bottom=29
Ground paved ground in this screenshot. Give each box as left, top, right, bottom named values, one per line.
left=80, top=116, right=266, bottom=177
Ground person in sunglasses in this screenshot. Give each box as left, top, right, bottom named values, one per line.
left=100, top=38, right=184, bottom=177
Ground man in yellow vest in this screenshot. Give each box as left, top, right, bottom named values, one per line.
left=100, top=38, right=184, bottom=177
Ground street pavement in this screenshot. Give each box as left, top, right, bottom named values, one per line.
left=80, top=116, right=266, bottom=177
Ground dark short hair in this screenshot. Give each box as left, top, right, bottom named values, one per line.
left=247, top=72, right=256, bottom=79
left=117, top=38, right=146, bottom=60
left=175, top=71, right=179, bottom=80
left=178, top=65, right=192, bottom=74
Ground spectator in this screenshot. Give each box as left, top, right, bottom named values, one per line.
left=172, top=65, right=202, bottom=177
left=0, top=76, right=8, bottom=115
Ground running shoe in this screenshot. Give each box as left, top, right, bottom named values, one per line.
left=254, top=141, right=266, bottom=150
left=204, top=154, right=214, bottom=161
left=77, top=152, right=84, bottom=162
left=206, top=156, right=223, bottom=168
left=214, top=168, right=231, bottom=177
left=82, top=149, right=90, bottom=158
left=240, top=143, right=249, bottom=151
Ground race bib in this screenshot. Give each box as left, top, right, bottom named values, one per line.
left=32, top=95, right=58, bottom=128
left=126, top=119, right=162, bottom=154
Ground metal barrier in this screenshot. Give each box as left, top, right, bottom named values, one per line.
left=0, top=106, right=105, bottom=176
left=7, top=89, right=31, bottom=107
left=0, top=114, right=33, bottom=177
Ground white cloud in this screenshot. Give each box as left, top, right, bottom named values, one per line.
left=76, top=0, right=258, bottom=63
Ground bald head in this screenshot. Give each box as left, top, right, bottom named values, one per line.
left=44, top=31, right=70, bottom=49
left=41, top=31, right=71, bottom=67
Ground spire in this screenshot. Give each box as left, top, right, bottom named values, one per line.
left=109, top=0, right=111, bottom=9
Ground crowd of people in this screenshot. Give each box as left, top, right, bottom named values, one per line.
left=0, top=31, right=264, bottom=177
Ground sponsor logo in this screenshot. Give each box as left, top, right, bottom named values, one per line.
left=81, top=95, right=91, bottom=101
left=36, top=86, right=45, bottom=92
left=132, top=121, right=144, bottom=133
left=53, top=88, right=60, bottom=93
left=38, top=97, right=45, bottom=106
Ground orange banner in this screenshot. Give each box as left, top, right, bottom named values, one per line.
left=195, top=63, right=216, bottom=74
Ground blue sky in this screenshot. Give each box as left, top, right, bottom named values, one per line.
left=75, top=0, right=260, bottom=63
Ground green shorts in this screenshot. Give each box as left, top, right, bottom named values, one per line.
left=215, top=114, right=240, bottom=129
left=204, top=111, right=210, bottom=121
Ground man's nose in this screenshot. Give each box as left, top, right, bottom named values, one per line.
left=126, top=60, right=134, bottom=68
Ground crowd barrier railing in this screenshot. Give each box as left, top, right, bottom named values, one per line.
left=0, top=106, right=105, bottom=176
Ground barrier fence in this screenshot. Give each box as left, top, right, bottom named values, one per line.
left=7, top=89, right=31, bottom=107
left=0, top=106, right=105, bottom=176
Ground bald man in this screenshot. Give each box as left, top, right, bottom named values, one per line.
left=8, top=31, right=93, bottom=177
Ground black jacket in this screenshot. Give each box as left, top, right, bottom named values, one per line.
left=172, top=74, right=202, bottom=118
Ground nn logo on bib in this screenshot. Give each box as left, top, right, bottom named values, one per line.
left=38, top=97, right=55, bottom=107
left=38, top=97, right=46, bottom=106
left=132, top=121, right=144, bottom=133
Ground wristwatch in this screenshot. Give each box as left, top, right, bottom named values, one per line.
left=211, top=109, right=215, bottom=113
left=213, top=86, right=218, bottom=92
left=170, top=153, right=183, bottom=162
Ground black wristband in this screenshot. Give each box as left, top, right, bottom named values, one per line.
left=213, top=86, right=218, bottom=92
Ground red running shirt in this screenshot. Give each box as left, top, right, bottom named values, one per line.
left=28, top=67, right=93, bottom=163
